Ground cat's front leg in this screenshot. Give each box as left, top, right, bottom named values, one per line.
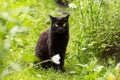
left=50, top=53, right=65, bottom=71
left=59, top=55, right=65, bottom=71
left=52, top=63, right=65, bottom=72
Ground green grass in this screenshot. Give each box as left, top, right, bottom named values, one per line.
left=0, top=0, right=120, bottom=80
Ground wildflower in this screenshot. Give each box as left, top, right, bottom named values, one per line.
left=105, top=72, right=116, bottom=80
left=68, top=3, right=77, bottom=9
left=80, top=2, right=83, bottom=9
left=36, top=74, right=42, bottom=78
left=81, top=48, right=86, bottom=50
left=10, top=26, right=19, bottom=35
left=88, top=42, right=94, bottom=47
left=115, top=63, right=120, bottom=80
left=51, top=54, right=60, bottom=64
left=29, top=63, right=33, bottom=66
left=70, top=71, right=77, bottom=74
left=115, top=63, right=120, bottom=71
left=94, top=65, right=103, bottom=73
left=80, top=2, right=83, bottom=6
left=88, top=43, right=93, bottom=47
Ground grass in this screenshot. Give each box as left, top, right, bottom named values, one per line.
left=0, top=0, right=120, bottom=80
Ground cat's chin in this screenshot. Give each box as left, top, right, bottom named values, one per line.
left=56, top=31, right=66, bottom=34
left=56, top=30, right=68, bottom=34
left=57, top=32, right=64, bottom=34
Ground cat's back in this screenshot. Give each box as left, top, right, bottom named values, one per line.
left=35, top=30, right=49, bottom=56
left=37, top=29, right=50, bottom=46
left=38, top=30, right=49, bottom=40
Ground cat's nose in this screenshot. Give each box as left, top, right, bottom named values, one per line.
left=59, top=27, right=62, bottom=30
left=58, top=27, right=63, bottom=33
left=59, top=27, right=63, bottom=31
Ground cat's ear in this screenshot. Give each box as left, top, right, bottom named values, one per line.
left=49, top=15, right=57, bottom=23
left=64, top=14, right=70, bottom=22
left=66, top=14, right=70, bottom=19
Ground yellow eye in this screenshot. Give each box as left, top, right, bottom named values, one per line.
left=63, top=23, right=66, bottom=27
left=55, top=24, right=58, bottom=27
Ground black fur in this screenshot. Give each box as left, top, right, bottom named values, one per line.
left=35, top=14, right=70, bottom=71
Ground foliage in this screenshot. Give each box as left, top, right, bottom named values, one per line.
left=0, top=0, right=120, bottom=80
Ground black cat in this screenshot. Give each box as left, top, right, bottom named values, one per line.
left=35, top=14, right=70, bottom=71
left=56, top=0, right=68, bottom=7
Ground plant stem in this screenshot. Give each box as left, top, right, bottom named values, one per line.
left=89, top=0, right=94, bottom=28
left=23, top=59, right=52, bottom=71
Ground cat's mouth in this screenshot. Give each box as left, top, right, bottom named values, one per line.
left=57, top=29, right=65, bottom=34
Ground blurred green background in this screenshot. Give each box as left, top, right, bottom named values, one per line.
left=0, top=0, right=120, bottom=80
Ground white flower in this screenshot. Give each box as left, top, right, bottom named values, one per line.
left=51, top=54, right=60, bottom=64
left=68, top=3, right=77, bottom=9
left=105, top=72, right=116, bottom=80
left=115, top=63, right=120, bottom=79
left=94, top=65, right=103, bottom=73
left=81, top=6, right=83, bottom=10
left=88, top=42, right=94, bottom=47
left=80, top=2, right=83, bottom=6
left=36, top=74, right=42, bottom=78
left=10, top=26, right=19, bottom=35
left=81, top=48, right=86, bottom=50
left=80, top=2, right=83, bottom=9
left=70, top=71, right=76, bottom=74
left=115, top=63, right=120, bottom=71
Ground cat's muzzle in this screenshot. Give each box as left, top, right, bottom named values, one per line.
left=57, top=29, right=64, bottom=33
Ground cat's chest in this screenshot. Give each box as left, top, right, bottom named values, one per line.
left=52, top=35, right=69, bottom=45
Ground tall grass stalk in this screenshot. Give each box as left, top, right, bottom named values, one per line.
left=88, top=0, right=94, bottom=28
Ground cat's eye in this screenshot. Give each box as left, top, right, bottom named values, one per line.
left=63, top=23, right=66, bottom=27
left=55, top=24, right=58, bottom=27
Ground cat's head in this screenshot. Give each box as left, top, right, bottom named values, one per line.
left=49, top=14, right=70, bottom=34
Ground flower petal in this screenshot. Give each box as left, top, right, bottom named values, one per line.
left=51, top=54, right=60, bottom=64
